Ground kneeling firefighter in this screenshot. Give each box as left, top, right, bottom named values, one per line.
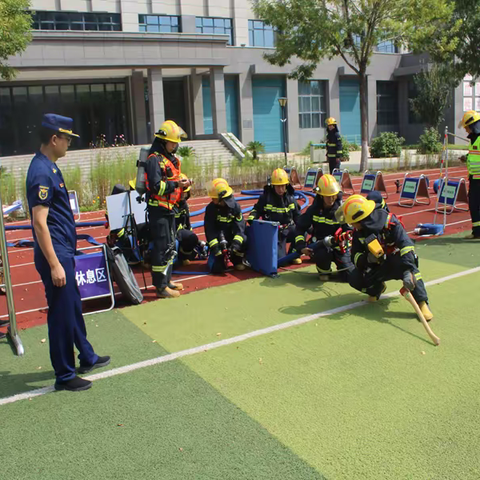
left=293, top=174, right=353, bottom=281
left=247, top=168, right=301, bottom=261
left=337, top=195, right=433, bottom=320
left=205, top=178, right=247, bottom=273
left=145, top=120, right=191, bottom=299
left=175, top=173, right=203, bottom=266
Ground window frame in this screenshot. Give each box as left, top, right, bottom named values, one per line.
left=195, top=16, right=234, bottom=45
left=248, top=19, right=276, bottom=48
left=138, top=14, right=180, bottom=33
left=298, top=80, right=327, bottom=129
left=376, top=81, right=399, bottom=126
left=32, top=11, right=121, bottom=31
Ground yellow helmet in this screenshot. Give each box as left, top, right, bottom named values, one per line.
left=316, top=174, right=340, bottom=196
left=179, top=173, right=191, bottom=193
left=325, top=117, right=337, bottom=126
left=271, top=168, right=289, bottom=185
left=336, top=194, right=375, bottom=224
left=458, top=110, right=480, bottom=128
left=154, top=120, right=187, bottom=143
left=207, top=178, right=233, bottom=199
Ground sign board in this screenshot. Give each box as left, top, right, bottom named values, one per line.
left=398, top=174, right=430, bottom=207
left=360, top=171, right=388, bottom=198
left=436, top=178, right=469, bottom=214
left=106, top=191, right=146, bottom=231
left=304, top=168, right=322, bottom=190
left=332, top=168, right=355, bottom=195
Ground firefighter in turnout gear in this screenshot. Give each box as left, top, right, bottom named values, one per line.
left=175, top=173, right=200, bottom=266
left=338, top=195, right=433, bottom=321
left=248, top=168, right=301, bottom=261
left=145, top=120, right=191, bottom=298
left=458, top=110, right=480, bottom=239
left=205, top=178, right=247, bottom=274
left=293, top=174, right=353, bottom=281
left=325, top=117, right=343, bottom=174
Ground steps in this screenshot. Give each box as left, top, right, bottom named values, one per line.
left=181, top=139, right=235, bottom=166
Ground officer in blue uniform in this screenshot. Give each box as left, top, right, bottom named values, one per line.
left=26, top=114, right=110, bottom=392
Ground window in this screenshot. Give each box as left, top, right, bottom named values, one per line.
left=298, top=80, right=327, bottom=129
left=139, top=15, right=180, bottom=33
left=408, top=80, right=420, bottom=124
left=377, top=41, right=398, bottom=53
left=196, top=17, right=233, bottom=45
left=248, top=20, right=275, bottom=47
left=32, top=11, right=121, bottom=31
left=377, top=81, right=399, bottom=125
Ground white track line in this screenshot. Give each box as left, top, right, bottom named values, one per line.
left=1, top=265, right=478, bottom=406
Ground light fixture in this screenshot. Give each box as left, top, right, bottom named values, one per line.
left=278, top=97, right=288, bottom=107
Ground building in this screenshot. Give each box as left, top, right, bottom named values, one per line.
left=1, top=0, right=469, bottom=157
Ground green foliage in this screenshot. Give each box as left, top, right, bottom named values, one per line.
left=341, top=137, right=360, bottom=161
left=409, top=64, right=455, bottom=128
left=417, top=127, right=443, bottom=154
left=246, top=141, right=266, bottom=160
left=369, top=132, right=405, bottom=158
left=0, top=0, right=32, bottom=80
left=177, top=146, right=195, bottom=158
left=300, top=141, right=315, bottom=156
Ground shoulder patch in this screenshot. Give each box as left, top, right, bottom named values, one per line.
left=52, top=168, right=57, bottom=173
left=59, top=183, right=65, bottom=188
left=38, top=186, right=49, bottom=200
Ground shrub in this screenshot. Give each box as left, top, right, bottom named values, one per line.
left=177, top=146, right=195, bottom=158
left=341, top=137, right=360, bottom=161
left=245, top=141, right=266, bottom=160
left=369, top=132, right=405, bottom=158
left=417, top=127, right=442, bottom=154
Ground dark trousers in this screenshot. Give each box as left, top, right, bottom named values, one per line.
left=148, top=207, right=175, bottom=290
left=278, top=226, right=296, bottom=259
left=177, top=229, right=199, bottom=261
left=468, top=178, right=480, bottom=236
left=328, top=158, right=341, bottom=174
left=209, top=231, right=247, bottom=274
left=313, top=245, right=353, bottom=281
left=35, top=253, right=98, bottom=383
left=349, top=254, right=428, bottom=303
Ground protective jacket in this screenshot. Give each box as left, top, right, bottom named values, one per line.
left=326, top=126, right=343, bottom=162
left=467, top=129, right=480, bottom=180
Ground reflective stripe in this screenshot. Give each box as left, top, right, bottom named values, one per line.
left=316, top=266, right=333, bottom=274
left=264, top=203, right=295, bottom=213
left=152, top=265, right=168, bottom=273
left=400, top=246, right=415, bottom=256
left=414, top=272, right=422, bottom=280
left=312, top=215, right=338, bottom=225
left=217, top=215, right=232, bottom=223
left=337, top=150, right=343, bottom=154
left=236, top=214, right=243, bottom=221
left=327, top=143, right=336, bottom=147
left=467, top=137, right=480, bottom=177
left=117, top=228, right=125, bottom=238
left=208, top=239, right=219, bottom=248
left=233, top=235, right=244, bottom=244
left=148, top=199, right=174, bottom=209
left=354, top=252, right=363, bottom=266
left=473, top=221, right=480, bottom=227
left=295, top=235, right=305, bottom=243
left=179, top=247, right=193, bottom=255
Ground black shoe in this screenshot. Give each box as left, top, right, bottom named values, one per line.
left=0, top=319, right=10, bottom=327
left=77, top=355, right=111, bottom=374
left=55, top=376, right=92, bottom=392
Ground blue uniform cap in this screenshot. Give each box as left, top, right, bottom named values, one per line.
left=41, top=113, right=80, bottom=138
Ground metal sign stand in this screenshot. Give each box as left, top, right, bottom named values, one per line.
left=398, top=173, right=430, bottom=207
left=332, top=168, right=355, bottom=194
left=361, top=170, right=388, bottom=198
left=303, top=167, right=323, bottom=190
left=0, top=194, right=24, bottom=356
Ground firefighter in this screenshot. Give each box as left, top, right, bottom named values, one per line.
left=145, top=120, right=191, bottom=298
left=338, top=194, right=433, bottom=320
left=325, top=117, right=343, bottom=174
left=458, top=110, right=480, bottom=239
left=175, top=173, right=201, bottom=266
left=247, top=168, right=301, bottom=262
left=293, top=174, right=353, bottom=281
left=205, top=178, right=247, bottom=274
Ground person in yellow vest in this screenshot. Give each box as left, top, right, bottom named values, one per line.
left=458, top=110, right=480, bottom=239
left=145, top=120, right=191, bottom=298
left=325, top=117, right=344, bottom=174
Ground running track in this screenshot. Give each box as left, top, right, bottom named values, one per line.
left=1, top=166, right=472, bottom=330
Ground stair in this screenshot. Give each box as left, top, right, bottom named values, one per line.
left=181, top=139, right=235, bottom=166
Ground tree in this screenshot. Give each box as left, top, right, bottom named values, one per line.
left=253, top=0, right=454, bottom=171
left=410, top=63, right=455, bottom=129
left=0, top=0, right=32, bottom=80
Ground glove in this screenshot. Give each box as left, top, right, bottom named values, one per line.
left=402, top=271, right=416, bottom=291
left=210, top=244, right=222, bottom=257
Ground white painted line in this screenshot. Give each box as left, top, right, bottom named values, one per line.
left=1, top=265, right=479, bottom=407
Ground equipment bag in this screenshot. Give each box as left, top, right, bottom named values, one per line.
left=106, top=245, right=143, bottom=305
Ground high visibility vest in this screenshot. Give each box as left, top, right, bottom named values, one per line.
left=146, top=153, right=182, bottom=210
left=467, top=136, right=480, bottom=180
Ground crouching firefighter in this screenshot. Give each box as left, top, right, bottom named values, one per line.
left=205, top=178, right=247, bottom=273
left=145, top=120, right=191, bottom=299
left=294, top=174, right=353, bottom=281
left=247, top=168, right=301, bottom=261
left=337, top=194, right=433, bottom=320
left=175, top=173, right=202, bottom=266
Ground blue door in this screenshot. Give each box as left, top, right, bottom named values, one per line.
left=339, top=78, right=361, bottom=143
left=225, top=77, right=239, bottom=138
left=202, top=76, right=213, bottom=134
left=252, top=76, right=285, bottom=153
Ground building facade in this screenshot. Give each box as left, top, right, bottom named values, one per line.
left=1, top=0, right=467, bottom=157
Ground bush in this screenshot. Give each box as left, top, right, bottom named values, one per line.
left=341, top=137, right=360, bottom=161
left=245, top=141, right=266, bottom=160
left=417, top=127, right=442, bottom=154
left=369, top=132, right=405, bottom=158
left=177, top=146, right=195, bottom=158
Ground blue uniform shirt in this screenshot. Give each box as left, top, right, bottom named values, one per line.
left=26, top=152, right=77, bottom=259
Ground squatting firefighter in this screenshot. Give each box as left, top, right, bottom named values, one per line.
left=338, top=195, right=433, bottom=320
left=458, top=110, right=480, bottom=239
left=204, top=178, right=247, bottom=274
left=247, top=168, right=301, bottom=262
left=326, top=117, right=344, bottom=174
left=175, top=173, right=201, bottom=266
left=293, top=174, right=353, bottom=281
left=145, top=120, right=191, bottom=299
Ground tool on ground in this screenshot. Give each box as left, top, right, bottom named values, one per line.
left=400, top=287, right=440, bottom=346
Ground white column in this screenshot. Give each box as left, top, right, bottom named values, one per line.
left=210, top=67, right=227, bottom=134
left=238, top=70, right=254, bottom=144
left=148, top=68, right=165, bottom=134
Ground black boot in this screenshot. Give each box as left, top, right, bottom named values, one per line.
left=55, top=376, right=92, bottom=392
left=77, top=355, right=111, bottom=374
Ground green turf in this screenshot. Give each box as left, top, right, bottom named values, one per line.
left=180, top=273, right=480, bottom=480
left=0, top=309, right=167, bottom=397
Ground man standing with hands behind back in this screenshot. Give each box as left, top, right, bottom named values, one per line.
left=26, top=114, right=110, bottom=392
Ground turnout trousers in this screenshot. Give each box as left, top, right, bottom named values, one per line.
left=468, top=178, right=480, bottom=237
left=313, top=245, right=354, bottom=281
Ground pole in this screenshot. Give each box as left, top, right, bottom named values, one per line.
left=0, top=193, right=24, bottom=355
left=281, top=105, right=287, bottom=163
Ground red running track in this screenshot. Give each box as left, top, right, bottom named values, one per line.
left=0, top=166, right=472, bottom=331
